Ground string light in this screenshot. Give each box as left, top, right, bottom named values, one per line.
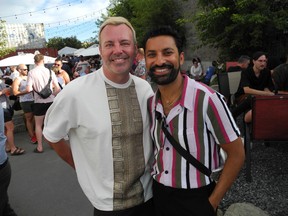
left=1, top=0, right=81, bottom=19
left=2, top=1, right=108, bottom=42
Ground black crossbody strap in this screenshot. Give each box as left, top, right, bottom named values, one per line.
left=160, top=118, right=212, bottom=177
left=33, top=69, right=52, bottom=94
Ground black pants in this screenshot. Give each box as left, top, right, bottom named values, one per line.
left=231, top=94, right=253, bottom=119
left=94, top=198, right=155, bottom=216
left=153, top=180, right=216, bottom=216
left=0, top=159, right=17, bottom=216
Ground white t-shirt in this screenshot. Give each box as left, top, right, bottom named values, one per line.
left=43, top=68, right=154, bottom=211
left=190, top=63, right=203, bottom=77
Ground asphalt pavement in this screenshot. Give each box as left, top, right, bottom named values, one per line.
left=7, top=131, right=93, bottom=216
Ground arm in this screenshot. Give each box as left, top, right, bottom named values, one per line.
left=47, top=139, right=75, bottom=169
left=277, top=90, right=288, bottom=95
left=0, top=88, right=10, bottom=96
left=26, top=74, right=33, bottom=92
left=52, top=75, right=61, bottom=95
left=12, top=78, right=29, bottom=96
left=62, top=71, right=71, bottom=84
left=209, top=137, right=245, bottom=210
left=190, top=66, right=195, bottom=76
left=199, top=63, right=204, bottom=77
left=243, top=86, right=274, bottom=96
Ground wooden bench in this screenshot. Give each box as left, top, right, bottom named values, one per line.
left=245, top=95, right=288, bottom=182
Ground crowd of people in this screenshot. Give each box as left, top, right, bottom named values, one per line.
left=0, top=54, right=97, bottom=155
left=0, top=15, right=287, bottom=216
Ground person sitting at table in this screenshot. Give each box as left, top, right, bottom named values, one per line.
left=271, top=63, right=288, bottom=94
left=231, top=51, right=274, bottom=123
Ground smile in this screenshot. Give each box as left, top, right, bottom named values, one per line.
left=153, top=67, right=171, bottom=75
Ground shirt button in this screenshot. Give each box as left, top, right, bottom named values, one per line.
left=165, top=170, right=169, bottom=174
left=166, top=147, right=170, bottom=151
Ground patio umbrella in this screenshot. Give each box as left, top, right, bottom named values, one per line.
left=0, top=53, right=56, bottom=67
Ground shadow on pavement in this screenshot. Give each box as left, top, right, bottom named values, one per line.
left=8, top=132, right=93, bottom=216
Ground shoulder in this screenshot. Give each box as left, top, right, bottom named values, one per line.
left=131, top=75, right=153, bottom=95
left=13, top=76, right=22, bottom=84
left=132, top=75, right=150, bottom=87
left=60, top=69, right=68, bottom=74
left=193, top=78, right=219, bottom=99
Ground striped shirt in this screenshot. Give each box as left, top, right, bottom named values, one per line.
left=148, top=75, right=240, bottom=189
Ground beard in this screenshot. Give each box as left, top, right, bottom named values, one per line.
left=148, top=63, right=180, bottom=85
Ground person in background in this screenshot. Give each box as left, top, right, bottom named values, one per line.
left=73, top=62, right=91, bottom=78
left=12, top=64, right=36, bottom=144
left=53, top=58, right=70, bottom=88
left=232, top=51, right=274, bottom=123
left=9, top=66, right=19, bottom=82
left=61, top=56, right=73, bottom=79
left=43, top=17, right=155, bottom=216
left=0, top=79, right=24, bottom=156
left=26, top=54, right=60, bottom=153
left=0, top=105, right=18, bottom=216
left=202, top=60, right=217, bottom=85
left=227, top=55, right=250, bottom=72
left=144, top=26, right=245, bottom=216
left=189, top=57, right=203, bottom=81
left=271, top=63, right=288, bottom=94
left=133, top=48, right=147, bottom=80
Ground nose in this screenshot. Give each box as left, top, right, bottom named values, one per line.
left=113, top=43, right=124, bottom=54
left=154, top=53, right=166, bottom=66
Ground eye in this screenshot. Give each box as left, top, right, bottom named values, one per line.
left=121, top=41, right=131, bottom=47
left=163, top=50, right=173, bottom=56
left=105, top=43, right=113, bottom=48
left=146, top=52, right=156, bottom=58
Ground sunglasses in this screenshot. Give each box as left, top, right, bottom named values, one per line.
left=54, top=64, right=61, bottom=66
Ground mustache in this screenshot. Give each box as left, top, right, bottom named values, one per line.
left=110, top=54, right=129, bottom=60
left=149, top=63, right=174, bottom=72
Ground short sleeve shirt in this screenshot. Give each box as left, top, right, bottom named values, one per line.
left=235, top=67, right=274, bottom=98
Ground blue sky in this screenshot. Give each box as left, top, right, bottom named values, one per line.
left=0, top=0, right=110, bottom=42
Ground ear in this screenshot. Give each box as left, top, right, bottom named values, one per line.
left=179, top=52, right=185, bottom=65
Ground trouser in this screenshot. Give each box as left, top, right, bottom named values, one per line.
left=0, top=159, right=17, bottom=216
left=231, top=94, right=252, bottom=119
left=153, top=180, right=216, bottom=216
left=94, top=198, right=155, bottom=216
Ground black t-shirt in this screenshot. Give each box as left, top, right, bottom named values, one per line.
left=227, top=65, right=242, bottom=72
left=235, top=66, right=274, bottom=98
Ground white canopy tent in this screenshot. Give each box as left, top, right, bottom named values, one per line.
left=58, top=46, right=78, bottom=56
left=76, top=44, right=100, bottom=57
left=73, top=48, right=85, bottom=56
left=0, top=53, right=56, bottom=67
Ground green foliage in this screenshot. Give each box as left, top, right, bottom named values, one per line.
left=194, top=0, right=288, bottom=60
left=98, top=0, right=186, bottom=47
left=46, top=36, right=82, bottom=50
left=0, top=20, right=15, bottom=58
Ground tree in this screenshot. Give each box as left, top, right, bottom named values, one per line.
left=0, top=20, right=16, bottom=58
left=194, top=0, right=288, bottom=59
left=97, top=0, right=186, bottom=47
left=46, top=36, right=82, bottom=50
